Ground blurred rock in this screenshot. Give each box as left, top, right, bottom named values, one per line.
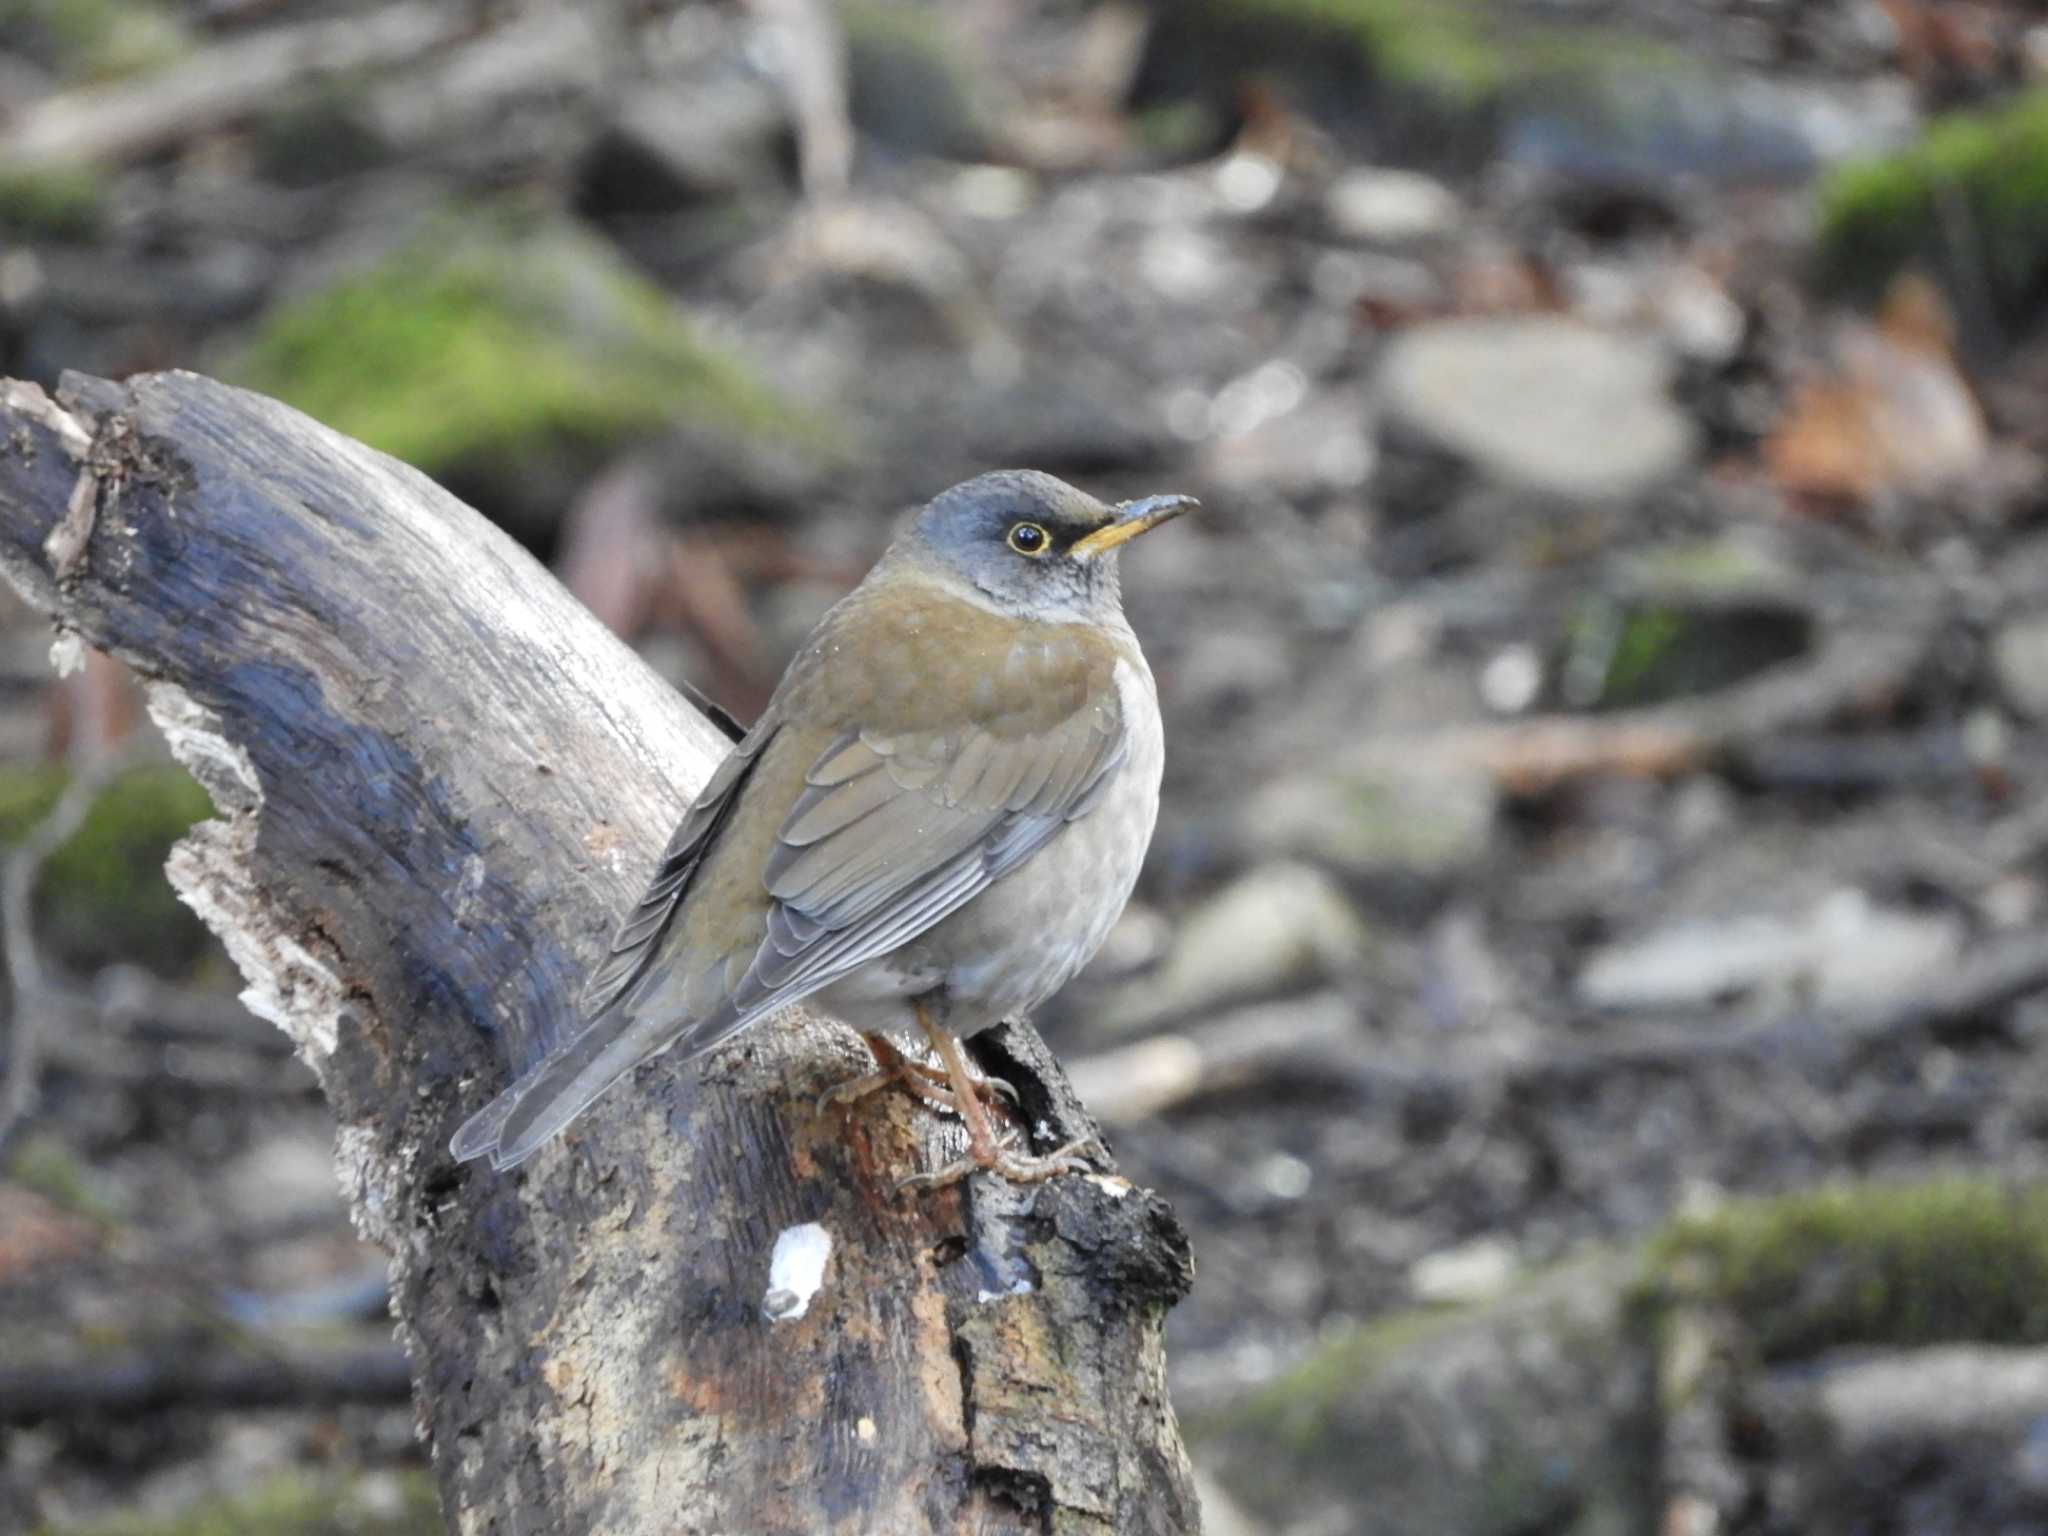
left=1194, top=1254, right=1647, bottom=1536
left=223, top=1131, right=345, bottom=1229
left=1992, top=614, right=2048, bottom=721
left=1245, top=751, right=1497, bottom=890
left=1577, top=888, right=1962, bottom=1013
left=1102, top=862, right=1374, bottom=1033
left=960, top=356, right=1175, bottom=474
left=576, top=77, right=795, bottom=217
left=1376, top=315, right=1696, bottom=503
left=1324, top=167, right=1461, bottom=245
left=1504, top=63, right=1915, bottom=188
left=1409, top=1236, right=1518, bottom=1306
left=842, top=0, right=990, bottom=161
left=1652, top=1176, right=2048, bottom=1363
left=1646, top=1177, right=2048, bottom=1531
left=1760, top=1346, right=2048, bottom=1536
left=1189, top=1465, right=1272, bottom=1536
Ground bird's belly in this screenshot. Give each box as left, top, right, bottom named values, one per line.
left=814, top=686, right=1163, bottom=1039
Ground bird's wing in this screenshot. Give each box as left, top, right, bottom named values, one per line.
left=732, top=692, right=1128, bottom=1012
left=446, top=721, right=772, bottom=1167
left=576, top=722, right=774, bottom=1020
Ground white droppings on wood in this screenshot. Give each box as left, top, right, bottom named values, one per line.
left=48, top=628, right=84, bottom=676
left=763, top=1222, right=833, bottom=1321
left=976, top=1278, right=1035, bottom=1304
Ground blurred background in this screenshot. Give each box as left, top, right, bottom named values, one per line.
left=4, top=0, right=2048, bottom=1531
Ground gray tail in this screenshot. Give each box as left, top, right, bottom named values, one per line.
left=448, top=997, right=718, bottom=1170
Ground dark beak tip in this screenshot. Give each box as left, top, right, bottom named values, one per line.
left=1120, top=492, right=1199, bottom=522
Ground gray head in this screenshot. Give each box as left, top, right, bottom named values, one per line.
left=891, top=470, right=1195, bottom=624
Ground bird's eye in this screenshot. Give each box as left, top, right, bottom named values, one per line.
left=1007, top=522, right=1050, bottom=556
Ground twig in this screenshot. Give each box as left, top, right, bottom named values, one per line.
left=0, top=740, right=146, bottom=1154
left=0, top=2, right=475, bottom=167
left=744, top=0, right=852, bottom=198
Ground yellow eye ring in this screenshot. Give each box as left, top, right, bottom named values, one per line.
left=1007, top=522, right=1050, bottom=556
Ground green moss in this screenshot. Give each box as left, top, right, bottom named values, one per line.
left=1189, top=1306, right=1461, bottom=1455
left=1648, top=1177, right=2048, bottom=1361
left=1559, top=588, right=1810, bottom=711
left=36, top=1469, right=442, bottom=1536
left=1191, top=0, right=1646, bottom=106
left=42, top=763, right=213, bottom=975
left=1599, top=605, right=1686, bottom=706
left=1817, top=89, right=2048, bottom=323
left=0, top=0, right=189, bottom=83
left=228, top=210, right=817, bottom=491
left=0, top=163, right=106, bottom=240
left=1228, top=0, right=1511, bottom=100
left=1133, top=100, right=1222, bottom=159
left=0, top=761, right=215, bottom=976
left=0, top=762, right=68, bottom=840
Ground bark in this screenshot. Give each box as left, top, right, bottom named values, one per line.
left=0, top=371, right=1199, bottom=1535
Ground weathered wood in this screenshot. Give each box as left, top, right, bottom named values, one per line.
left=0, top=371, right=1198, bottom=1535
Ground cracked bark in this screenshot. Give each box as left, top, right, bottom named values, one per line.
left=0, top=370, right=1200, bottom=1535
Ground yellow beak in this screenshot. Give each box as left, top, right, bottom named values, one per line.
left=1070, top=494, right=1198, bottom=561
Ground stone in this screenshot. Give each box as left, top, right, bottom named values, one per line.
left=1577, top=888, right=1963, bottom=1013
left=1992, top=614, right=2048, bottom=720
left=1325, top=167, right=1462, bottom=245
left=1244, top=751, right=1497, bottom=887
left=1761, top=1346, right=2048, bottom=1533
left=1102, top=863, right=1374, bottom=1033
left=1376, top=315, right=1697, bottom=502
left=1411, top=1237, right=1519, bottom=1306
left=1194, top=1255, right=1647, bottom=1536
left=577, top=77, right=793, bottom=215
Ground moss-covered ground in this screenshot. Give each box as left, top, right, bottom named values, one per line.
left=227, top=208, right=821, bottom=502
left=1818, top=88, right=2048, bottom=327
left=1648, top=1175, right=2048, bottom=1360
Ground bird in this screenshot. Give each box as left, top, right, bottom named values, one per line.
left=451, top=469, right=1193, bottom=1185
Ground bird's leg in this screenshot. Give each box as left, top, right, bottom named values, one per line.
left=899, top=1004, right=1101, bottom=1190
left=816, top=1029, right=1021, bottom=1120
left=817, top=1032, right=961, bottom=1117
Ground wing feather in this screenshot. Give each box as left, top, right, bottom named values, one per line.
left=732, top=699, right=1129, bottom=1010
left=576, top=724, right=775, bottom=1020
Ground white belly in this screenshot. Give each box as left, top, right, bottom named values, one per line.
left=813, top=656, right=1164, bottom=1036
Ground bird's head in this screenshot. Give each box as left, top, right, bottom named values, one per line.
left=893, top=469, right=1195, bottom=624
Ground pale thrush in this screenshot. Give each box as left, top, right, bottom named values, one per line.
left=451, top=470, right=1191, bottom=1184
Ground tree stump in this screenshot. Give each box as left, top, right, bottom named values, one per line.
left=0, top=371, right=1199, bottom=1535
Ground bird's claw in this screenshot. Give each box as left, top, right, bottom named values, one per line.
left=817, top=1067, right=958, bottom=1120
left=818, top=1058, right=1015, bottom=1119
left=896, top=1133, right=1103, bottom=1192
